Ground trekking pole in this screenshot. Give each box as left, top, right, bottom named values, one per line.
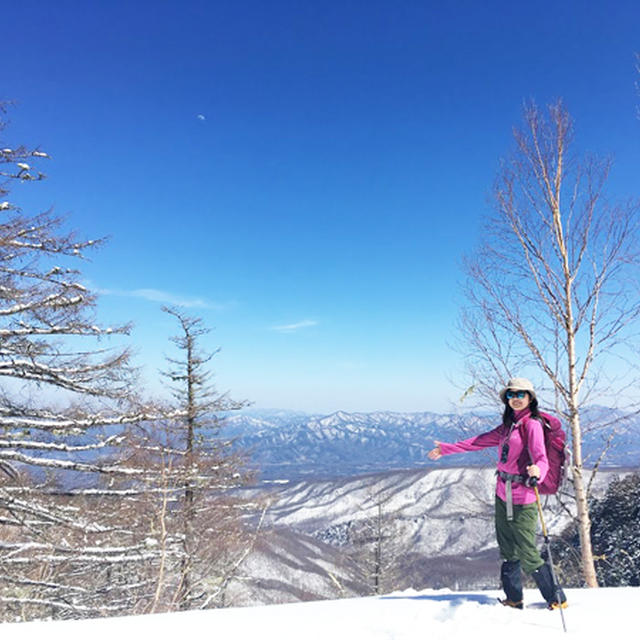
left=532, top=481, right=567, bottom=633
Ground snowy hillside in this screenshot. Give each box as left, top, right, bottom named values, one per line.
left=263, top=467, right=503, bottom=555
left=4, top=586, right=636, bottom=639
left=225, top=467, right=627, bottom=606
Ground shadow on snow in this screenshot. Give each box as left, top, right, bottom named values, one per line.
left=381, top=592, right=496, bottom=607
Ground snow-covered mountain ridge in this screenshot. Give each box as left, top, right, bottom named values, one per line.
left=223, top=408, right=640, bottom=480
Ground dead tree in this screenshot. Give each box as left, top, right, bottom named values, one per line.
left=348, top=490, right=406, bottom=595
left=459, top=101, right=640, bottom=587
left=157, top=306, right=253, bottom=610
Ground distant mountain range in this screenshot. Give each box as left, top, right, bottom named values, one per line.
left=222, top=408, right=640, bottom=481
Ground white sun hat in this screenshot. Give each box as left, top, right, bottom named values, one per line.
left=499, top=377, right=537, bottom=403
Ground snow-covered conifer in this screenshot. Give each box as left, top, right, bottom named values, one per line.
left=0, top=104, right=161, bottom=621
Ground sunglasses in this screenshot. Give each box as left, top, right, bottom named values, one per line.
left=505, top=390, right=528, bottom=400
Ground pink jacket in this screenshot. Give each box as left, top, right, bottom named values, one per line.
left=439, top=408, right=549, bottom=505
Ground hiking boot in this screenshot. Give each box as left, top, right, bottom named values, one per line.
left=531, top=563, right=567, bottom=607
left=498, top=598, right=523, bottom=609
left=500, top=560, right=523, bottom=603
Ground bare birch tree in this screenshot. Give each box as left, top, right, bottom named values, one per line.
left=459, top=101, right=640, bottom=588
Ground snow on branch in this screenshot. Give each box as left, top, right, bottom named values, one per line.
left=0, top=450, right=144, bottom=475
left=0, top=434, right=123, bottom=453
left=0, top=291, right=85, bottom=316
left=0, top=596, right=125, bottom=614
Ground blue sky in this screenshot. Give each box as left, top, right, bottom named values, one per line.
left=4, top=1, right=640, bottom=412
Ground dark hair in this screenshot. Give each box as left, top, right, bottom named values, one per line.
left=502, top=393, right=541, bottom=428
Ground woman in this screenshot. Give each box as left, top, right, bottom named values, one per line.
left=427, top=377, right=567, bottom=610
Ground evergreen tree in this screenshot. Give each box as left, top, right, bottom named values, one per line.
left=555, top=473, right=640, bottom=586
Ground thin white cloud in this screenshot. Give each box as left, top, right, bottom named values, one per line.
left=96, top=285, right=229, bottom=310
left=130, top=288, right=212, bottom=308
left=271, top=319, right=318, bottom=333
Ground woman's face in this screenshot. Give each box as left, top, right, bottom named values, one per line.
left=507, top=390, right=531, bottom=411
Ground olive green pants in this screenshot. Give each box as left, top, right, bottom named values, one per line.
left=495, top=496, right=544, bottom=574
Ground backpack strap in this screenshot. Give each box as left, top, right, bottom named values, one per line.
left=516, top=415, right=546, bottom=471
left=499, top=419, right=528, bottom=521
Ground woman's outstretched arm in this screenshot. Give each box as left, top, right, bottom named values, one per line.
left=427, top=426, right=503, bottom=460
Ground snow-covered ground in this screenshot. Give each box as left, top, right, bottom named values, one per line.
left=3, top=586, right=635, bottom=639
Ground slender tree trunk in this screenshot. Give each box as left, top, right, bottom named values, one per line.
left=179, top=336, right=196, bottom=609
left=373, top=504, right=382, bottom=595
left=569, top=410, right=599, bottom=587
left=151, top=459, right=170, bottom=613
left=566, top=325, right=598, bottom=588
left=558, top=184, right=599, bottom=588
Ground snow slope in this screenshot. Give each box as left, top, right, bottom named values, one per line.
left=3, top=586, right=635, bottom=639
